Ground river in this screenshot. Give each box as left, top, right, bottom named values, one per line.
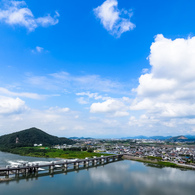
left=0, top=151, right=195, bottom=195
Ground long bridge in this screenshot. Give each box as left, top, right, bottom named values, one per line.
left=0, top=154, right=123, bottom=178
left=0, top=159, right=120, bottom=183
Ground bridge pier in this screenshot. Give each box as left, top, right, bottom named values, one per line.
left=92, top=160, right=96, bottom=165
left=49, top=161, right=55, bottom=171
left=93, top=156, right=97, bottom=165
left=74, top=162, right=79, bottom=167
left=33, top=167, right=38, bottom=173
left=6, top=171, right=9, bottom=176
left=24, top=168, right=29, bottom=176
left=63, top=163, right=68, bottom=169
left=16, top=169, right=20, bottom=175
left=34, top=163, right=39, bottom=173
left=101, top=155, right=104, bottom=164
left=50, top=165, right=54, bottom=170
left=6, top=166, right=10, bottom=176
left=105, top=157, right=109, bottom=163
left=49, top=168, right=54, bottom=175
left=84, top=158, right=89, bottom=166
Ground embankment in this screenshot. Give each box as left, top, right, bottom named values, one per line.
left=123, top=154, right=195, bottom=170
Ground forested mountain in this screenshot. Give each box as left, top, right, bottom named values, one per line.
left=0, top=127, right=75, bottom=148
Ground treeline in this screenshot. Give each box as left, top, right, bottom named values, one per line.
left=0, top=147, right=50, bottom=157
left=63, top=147, right=93, bottom=152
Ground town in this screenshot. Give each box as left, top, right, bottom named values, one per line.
left=52, top=137, right=195, bottom=168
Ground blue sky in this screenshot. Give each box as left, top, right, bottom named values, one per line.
left=1, top=0, right=195, bottom=137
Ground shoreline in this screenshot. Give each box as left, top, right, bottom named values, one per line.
left=0, top=148, right=111, bottom=160
left=123, top=154, right=195, bottom=170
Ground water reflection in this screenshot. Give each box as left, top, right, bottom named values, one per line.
left=89, top=160, right=195, bottom=195
left=0, top=151, right=195, bottom=195
left=90, top=163, right=131, bottom=185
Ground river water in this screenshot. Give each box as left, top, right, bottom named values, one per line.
left=0, top=151, right=195, bottom=195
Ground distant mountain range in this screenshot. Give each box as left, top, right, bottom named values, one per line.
left=120, top=136, right=172, bottom=140
left=70, top=135, right=195, bottom=141
left=0, top=127, right=75, bottom=148
left=69, top=137, right=94, bottom=140
left=120, top=135, right=195, bottom=140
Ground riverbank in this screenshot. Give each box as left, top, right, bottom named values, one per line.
left=123, top=154, right=195, bottom=170
left=0, top=147, right=111, bottom=159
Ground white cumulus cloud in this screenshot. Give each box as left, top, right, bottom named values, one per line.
left=130, top=34, right=195, bottom=128
left=0, top=96, right=28, bottom=115
left=0, top=0, right=59, bottom=31
left=90, top=98, right=129, bottom=117
left=94, top=0, right=135, bottom=37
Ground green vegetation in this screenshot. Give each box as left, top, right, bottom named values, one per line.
left=146, top=156, right=162, bottom=161
left=157, top=161, right=179, bottom=167
left=0, top=127, right=75, bottom=148
left=134, top=159, right=180, bottom=168
left=0, top=147, right=110, bottom=159
left=0, top=127, right=110, bottom=159
left=140, top=143, right=165, bottom=146
left=123, top=155, right=189, bottom=169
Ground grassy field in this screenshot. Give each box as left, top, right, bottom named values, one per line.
left=0, top=147, right=111, bottom=159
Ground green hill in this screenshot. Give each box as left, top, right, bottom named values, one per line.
left=0, top=127, right=75, bottom=148
left=168, top=135, right=188, bottom=142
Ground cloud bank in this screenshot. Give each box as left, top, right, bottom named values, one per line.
left=130, top=34, right=195, bottom=130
